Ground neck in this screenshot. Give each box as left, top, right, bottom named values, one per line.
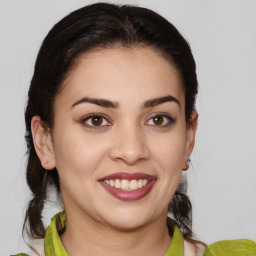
left=60, top=208, right=172, bottom=256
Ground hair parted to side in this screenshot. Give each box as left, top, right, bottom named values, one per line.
left=24, top=2, right=198, bottom=239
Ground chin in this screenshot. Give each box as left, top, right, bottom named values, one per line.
left=107, top=218, right=147, bottom=231
left=101, top=207, right=156, bottom=231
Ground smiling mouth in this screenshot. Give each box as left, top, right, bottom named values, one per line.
left=103, top=179, right=149, bottom=191
left=99, top=172, right=156, bottom=201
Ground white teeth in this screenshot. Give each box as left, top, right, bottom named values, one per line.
left=121, top=179, right=130, bottom=190
left=138, top=179, right=143, bottom=188
left=104, top=179, right=149, bottom=190
left=114, top=179, right=121, bottom=188
left=130, top=180, right=138, bottom=190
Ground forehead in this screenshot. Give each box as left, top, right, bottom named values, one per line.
left=58, top=47, right=184, bottom=107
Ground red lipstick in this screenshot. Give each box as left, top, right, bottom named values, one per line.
left=99, top=172, right=156, bottom=201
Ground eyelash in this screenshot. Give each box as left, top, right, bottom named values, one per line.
left=145, top=113, right=176, bottom=127
left=81, top=113, right=112, bottom=129
left=80, top=113, right=175, bottom=129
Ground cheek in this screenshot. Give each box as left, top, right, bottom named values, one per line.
left=148, top=127, right=186, bottom=205
left=52, top=128, right=108, bottom=187
left=149, top=129, right=187, bottom=171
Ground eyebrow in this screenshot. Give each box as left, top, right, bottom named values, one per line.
left=71, top=97, right=119, bottom=109
left=71, top=95, right=180, bottom=109
left=143, top=95, right=180, bottom=108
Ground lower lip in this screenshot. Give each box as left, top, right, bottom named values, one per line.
left=100, top=180, right=156, bottom=201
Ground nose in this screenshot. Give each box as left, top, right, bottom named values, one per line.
left=109, top=125, right=150, bottom=165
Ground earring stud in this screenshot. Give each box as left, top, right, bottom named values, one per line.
left=182, top=159, right=190, bottom=171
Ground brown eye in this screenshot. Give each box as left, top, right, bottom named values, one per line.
left=152, top=116, right=164, bottom=125
left=91, top=116, right=103, bottom=126
left=82, top=114, right=111, bottom=128
left=146, top=113, right=175, bottom=127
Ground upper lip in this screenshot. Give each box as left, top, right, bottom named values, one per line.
left=99, top=172, right=156, bottom=181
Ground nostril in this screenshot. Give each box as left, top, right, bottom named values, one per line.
left=108, top=140, right=150, bottom=165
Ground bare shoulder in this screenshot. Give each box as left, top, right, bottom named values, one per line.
left=184, top=239, right=206, bottom=256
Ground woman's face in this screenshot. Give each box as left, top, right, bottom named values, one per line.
left=36, top=47, right=197, bottom=230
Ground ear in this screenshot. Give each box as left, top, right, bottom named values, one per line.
left=31, top=116, right=56, bottom=170
left=185, top=111, right=198, bottom=159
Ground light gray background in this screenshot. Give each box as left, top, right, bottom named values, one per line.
left=1, top=0, right=256, bottom=255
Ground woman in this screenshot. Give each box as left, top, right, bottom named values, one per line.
left=15, top=2, right=255, bottom=256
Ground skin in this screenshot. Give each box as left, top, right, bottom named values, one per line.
left=32, top=47, right=198, bottom=256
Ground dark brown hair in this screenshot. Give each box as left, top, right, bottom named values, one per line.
left=24, top=2, right=198, bottom=239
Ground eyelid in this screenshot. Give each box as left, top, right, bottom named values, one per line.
left=80, top=113, right=112, bottom=128
left=145, top=112, right=176, bottom=127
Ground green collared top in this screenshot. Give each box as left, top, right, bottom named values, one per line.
left=13, top=211, right=256, bottom=256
